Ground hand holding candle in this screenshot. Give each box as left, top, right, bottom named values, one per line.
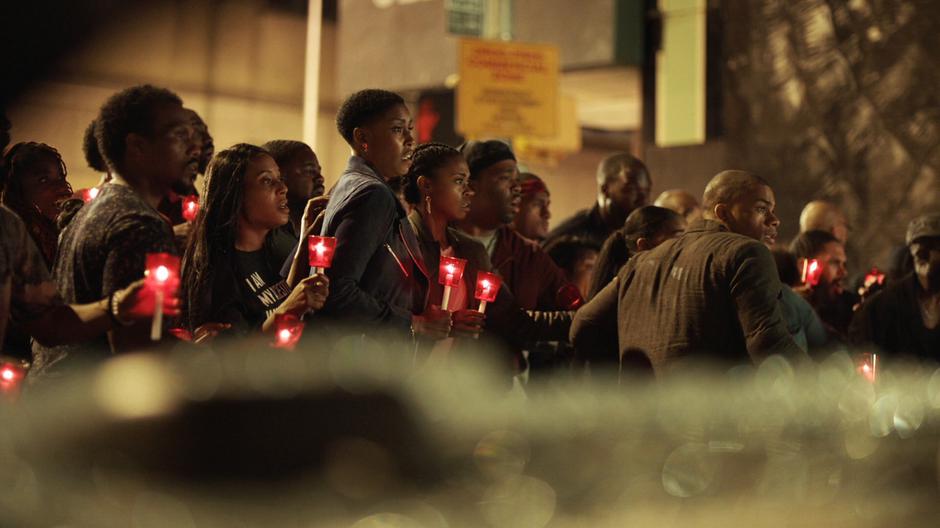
left=272, top=313, right=305, bottom=350
left=182, top=195, right=199, bottom=222
left=308, top=235, right=337, bottom=275
left=474, top=271, right=501, bottom=313
left=438, top=256, right=467, bottom=311
left=145, top=253, right=181, bottom=341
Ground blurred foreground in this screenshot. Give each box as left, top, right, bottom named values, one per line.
left=1, top=337, right=939, bottom=527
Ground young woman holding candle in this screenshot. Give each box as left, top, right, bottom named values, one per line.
left=403, top=143, right=571, bottom=371
left=180, top=143, right=329, bottom=338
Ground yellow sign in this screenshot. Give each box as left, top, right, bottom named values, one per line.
left=515, top=94, right=581, bottom=164
left=457, top=38, right=560, bottom=139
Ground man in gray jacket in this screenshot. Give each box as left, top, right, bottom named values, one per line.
left=571, top=170, right=804, bottom=376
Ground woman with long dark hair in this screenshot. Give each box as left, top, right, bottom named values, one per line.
left=1, top=142, right=73, bottom=268
left=180, top=143, right=328, bottom=337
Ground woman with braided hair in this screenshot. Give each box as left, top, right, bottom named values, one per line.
left=404, top=142, right=572, bottom=375
left=1, top=141, right=73, bottom=268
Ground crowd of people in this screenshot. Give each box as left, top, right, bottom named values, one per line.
left=1, top=84, right=938, bottom=390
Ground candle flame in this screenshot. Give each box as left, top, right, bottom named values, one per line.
left=155, top=265, right=170, bottom=282
left=446, top=264, right=455, bottom=274
left=315, top=243, right=325, bottom=254
left=278, top=329, right=292, bottom=343
left=1, top=367, right=14, bottom=382
left=481, top=279, right=490, bottom=289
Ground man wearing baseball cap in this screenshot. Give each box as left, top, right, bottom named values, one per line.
left=849, top=213, right=940, bottom=359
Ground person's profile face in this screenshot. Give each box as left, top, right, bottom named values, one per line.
left=358, top=103, right=415, bottom=181
left=814, top=241, right=848, bottom=297
left=426, top=157, right=473, bottom=222
left=514, top=190, right=551, bottom=240
left=241, top=154, right=289, bottom=231
left=21, top=157, right=73, bottom=221
left=145, top=102, right=200, bottom=188
left=281, top=146, right=324, bottom=204
left=724, top=184, right=780, bottom=246
left=473, top=159, right=521, bottom=226
left=910, top=238, right=940, bottom=292
left=605, top=164, right=651, bottom=218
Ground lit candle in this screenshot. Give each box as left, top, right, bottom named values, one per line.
left=864, top=267, right=885, bottom=288
left=0, top=360, right=27, bottom=399
left=272, top=313, right=305, bottom=350
left=181, top=195, right=199, bottom=223
left=307, top=236, right=337, bottom=275
left=856, top=353, right=877, bottom=383
left=801, top=258, right=823, bottom=287
left=82, top=187, right=99, bottom=203
left=474, top=271, right=501, bottom=313
left=438, top=256, right=467, bottom=311
left=145, top=253, right=181, bottom=341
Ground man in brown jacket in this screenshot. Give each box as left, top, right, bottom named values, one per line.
left=571, top=170, right=805, bottom=376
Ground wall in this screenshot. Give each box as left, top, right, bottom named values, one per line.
left=5, top=0, right=343, bottom=191
left=722, top=0, right=940, bottom=269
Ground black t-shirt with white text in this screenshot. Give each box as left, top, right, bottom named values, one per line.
left=233, top=248, right=292, bottom=331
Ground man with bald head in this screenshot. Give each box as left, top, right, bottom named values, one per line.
left=800, top=200, right=849, bottom=244
left=544, top=152, right=651, bottom=248
left=654, top=189, right=702, bottom=222
left=571, top=170, right=804, bottom=376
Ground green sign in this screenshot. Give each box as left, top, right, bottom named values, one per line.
left=446, top=0, right=485, bottom=37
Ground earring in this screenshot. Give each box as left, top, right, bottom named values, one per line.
left=362, top=143, right=369, bottom=153
left=425, top=195, right=432, bottom=215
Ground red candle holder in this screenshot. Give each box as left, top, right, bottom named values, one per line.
left=272, top=313, right=305, bottom=350
left=474, top=271, right=501, bottom=313
left=801, top=258, right=823, bottom=287
left=182, top=195, right=199, bottom=222
left=0, top=358, right=28, bottom=401
left=308, top=236, right=337, bottom=274
left=438, top=256, right=467, bottom=311
left=864, top=267, right=886, bottom=289
left=556, top=284, right=584, bottom=311
left=857, top=353, right=877, bottom=383
left=82, top=187, right=99, bottom=203
left=145, top=253, right=181, bottom=341
left=439, top=256, right=466, bottom=287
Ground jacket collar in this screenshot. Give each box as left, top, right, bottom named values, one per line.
left=685, top=218, right=730, bottom=234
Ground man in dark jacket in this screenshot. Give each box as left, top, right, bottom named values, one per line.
left=571, top=170, right=804, bottom=376
left=543, top=152, right=651, bottom=249
left=849, top=214, right=940, bottom=360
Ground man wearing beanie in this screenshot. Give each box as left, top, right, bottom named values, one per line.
left=512, top=172, right=552, bottom=242
left=456, top=140, right=582, bottom=313
left=850, top=213, right=940, bottom=360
